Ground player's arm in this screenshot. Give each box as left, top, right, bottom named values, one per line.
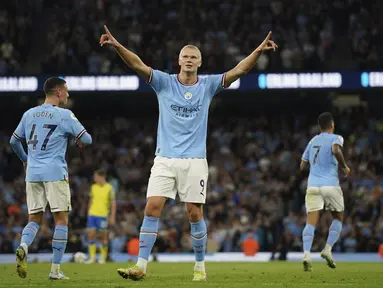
left=300, top=159, right=309, bottom=172
left=224, top=31, right=278, bottom=88
left=100, top=25, right=151, bottom=82
left=109, top=187, right=116, bottom=225
left=63, top=111, right=92, bottom=148
left=9, top=114, right=28, bottom=163
left=332, top=144, right=351, bottom=176
left=300, top=143, right=310, bottom=172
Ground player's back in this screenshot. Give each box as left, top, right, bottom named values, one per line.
left=303, top=132, right=343, bottom=187
left=21, top=104, right=81, bottom=182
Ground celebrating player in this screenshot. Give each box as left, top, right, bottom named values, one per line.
left=300, top=112, right=350, bottom=271
left=86, top=169, right=116, bottom=264
left=99, top=25, right=277, bottom=281
left=9, top=77, right=92, bottom=279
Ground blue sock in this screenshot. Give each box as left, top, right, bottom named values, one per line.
left=327, top=220, right=342, bottom=247
left=138, top=216, right=159, bottom=260
left=302, top=224, right=315, bottom=253
left=52, top=226, right=68, bottom=264
left=21, top=222, right=40, bottom=247
left=190, top=219, right=207, bottom=262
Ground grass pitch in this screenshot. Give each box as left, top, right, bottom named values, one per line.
left=0, top=262, right=382, bottom=287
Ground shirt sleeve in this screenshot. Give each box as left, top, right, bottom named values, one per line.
left=206, top=73, right=226, bottom=100
left=302, top=143, right=310, bottom=162
left=62, top=110, right=87, bottom=141
left=13, top=112, right=27, bottom=140
left=332, top=135, right=344, bottom=147
left=147, top=69, right=169, bottom=94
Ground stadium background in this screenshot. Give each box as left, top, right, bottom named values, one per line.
left=0, top=0, right=383, bottom=261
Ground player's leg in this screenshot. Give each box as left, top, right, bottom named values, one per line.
left=186, top=203, right=207, bottom=281
left=46, top=181, right=71, bottom=280
left=302, top=187, right=323, bottom=272
left=16, top=182, right=47, bottom=278
left=320, top=186, right=344, bottom=268
left=117, top=196, right=167, bottom=280
left=86, top=217, right=97, bottom=264
left=117, top=156, right=176, bottom=281
left=178, top=159, right=208, bottom=281
left=98, top=220, right=109, bottom=264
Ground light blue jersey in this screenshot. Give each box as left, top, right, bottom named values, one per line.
left=302, top=132, right=344, bottom=187
left=12, top=104, right=88, bottom=182
left=149, top=69, right=226, bottom=158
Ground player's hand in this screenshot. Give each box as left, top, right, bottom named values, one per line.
left=109, top=217, right=116, bottom=226
left=100, top=25, right=119, bottom=47
left=256, top=31, right=278, bottom=52
left=344, top=166, right=351, bottom=178
left=76, top=139, right=84, bottom=148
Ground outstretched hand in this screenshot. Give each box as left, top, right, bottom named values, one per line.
left=257, top=31, right=278, bottom=52
left=99, top=25, right=119, bottom=47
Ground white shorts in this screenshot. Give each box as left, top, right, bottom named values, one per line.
left=147, top=156, right=209, bottom=203
left=305, top=186, right=344, bottom=212
left=26, top=181, right=72, bottom=214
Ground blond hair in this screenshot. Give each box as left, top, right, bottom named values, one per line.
left=179, top=45, right=202, bottom=59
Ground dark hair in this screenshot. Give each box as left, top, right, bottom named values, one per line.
left=43, top=77, right=66, bottom=94
left=317, top=112, right=334, bottom=130
left=94, top=169, right=106, bottom=177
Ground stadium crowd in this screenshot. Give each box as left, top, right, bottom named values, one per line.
left=1, top=0, right=382, bottom=75
left=0, top=106, right=382, bottom=256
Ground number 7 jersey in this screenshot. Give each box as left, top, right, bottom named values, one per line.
left=302, top=132, right=344, bottom=187
left=12, top=104, right=87, bottom=182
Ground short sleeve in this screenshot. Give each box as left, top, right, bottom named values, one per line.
left=62, top=110, right=87, bottom=140
left=332, top=135, right=344, bottom=147
left=206, top=74, right=226, bottom=100
left=302, top=143, right=310, bottom=162
left=13, top=112, right=27, bottom=140
left=148, top=69, right=169, bottom=93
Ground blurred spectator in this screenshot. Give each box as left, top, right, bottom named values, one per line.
left=2, top=0, right=383, bottom=75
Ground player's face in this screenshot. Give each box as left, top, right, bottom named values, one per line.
left=178, top=48, right=202, bottom=73
left=57, top=84, right=69, bottom=105
left=93, top=173, right=104, bottom=184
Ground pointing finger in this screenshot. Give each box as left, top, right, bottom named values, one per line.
left=104, top=25, right=112, bottom=36
left=265, top=31, right=272, bottom=42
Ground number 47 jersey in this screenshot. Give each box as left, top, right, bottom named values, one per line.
left=12, top=104, right=87, bottom=182
left=302, top=132, right=344, bottom=187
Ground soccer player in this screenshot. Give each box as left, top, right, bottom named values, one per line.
left=9, top=77, right=92, bottom=279
left=300, top=112, right=351, bottom=272
left=86, top=169, right=116, bottom=264
left=99, top=25, right=277, bottom=281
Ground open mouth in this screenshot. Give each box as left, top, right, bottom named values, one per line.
left=186, top=64, right=192, bottom=68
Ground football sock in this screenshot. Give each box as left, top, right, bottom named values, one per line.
left=302, top=224, right=315, bottom=253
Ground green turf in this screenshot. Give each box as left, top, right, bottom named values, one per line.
left=0, top=262, right=382, bottom=287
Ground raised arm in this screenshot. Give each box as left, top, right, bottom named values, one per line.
left=100, top=25, right=151, bottom=82
left=224, top=31, right=278, bottom=88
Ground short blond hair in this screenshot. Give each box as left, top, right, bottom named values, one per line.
left=179, top=45, right=202, bottom=59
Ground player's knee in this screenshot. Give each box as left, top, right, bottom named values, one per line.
left=331, top=211, right=343, bottom=222
left=28, top=212, right=43, bottom=225
left=145, top=197, right=165, bottom=217
left=187, top=204, right=203, bottom=222
left=87, top=230, right=96, bottom=240
left=53, top=211, right=69, bottom=226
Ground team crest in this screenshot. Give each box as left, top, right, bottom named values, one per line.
left=184, top=92, right=192, bottom=100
